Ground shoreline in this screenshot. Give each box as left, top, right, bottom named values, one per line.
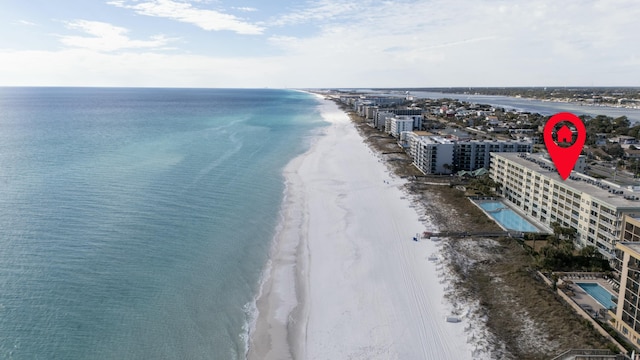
left=246, top=140, right=312, bottom=360
left=248, top=94, right=475, bottom=359
left=246, top=93, right=324, bottom=360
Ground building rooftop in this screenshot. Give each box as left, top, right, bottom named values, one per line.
left=416, top=135, right=453, bottom=145
left=440, top=128, right=470, bottom=137
left=493, top=152, right=640, bottom=209
left=458, top=138, right=532, bottom=144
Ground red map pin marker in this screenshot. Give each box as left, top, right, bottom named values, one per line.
left=543, top=112, right=586, bottom=180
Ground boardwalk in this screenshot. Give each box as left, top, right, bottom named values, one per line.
left=422, top=231, right=525, bottom=239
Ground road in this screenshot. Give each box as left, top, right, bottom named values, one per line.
left=586, top=163, right=639, bottom=187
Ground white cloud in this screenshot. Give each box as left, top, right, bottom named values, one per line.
left=2, top=0, right=639, bottom=87
left=58, top=20, right=174, bottom=52
left=0, top=49, right=285, bottom=87
left=108, top=0, right=264, bottom=35
left=267, top=35, right=300, bottom=47
left=233, top=7, right=258, bottom=12
left=259, top=0, right=640, bottom=87
left=271, top=0, right=362, bottom=26
left=16, top=20, right=38, bottom=26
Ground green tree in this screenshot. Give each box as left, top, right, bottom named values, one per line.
left=628, top=125, right=640, bottom=139
left=613, top=116, right=630, bottom=134
left=580, top=245, right=598, bottom=258
left=604, top=143, right=624, bottom=158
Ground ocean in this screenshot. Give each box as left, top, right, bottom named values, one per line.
left=0, top=88, right=325, bottom=359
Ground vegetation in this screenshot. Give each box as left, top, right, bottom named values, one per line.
left=448, top=235, right=612, bottom=359
left=464, top=173, right=499, bottom=197
left=537, top=222, right=611, bottom=272
left=582, top=115, right=631, bottom=145
left=599, top=321, right=635, bottom=354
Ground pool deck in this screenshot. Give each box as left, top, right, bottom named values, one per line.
left=543, top=271, right=629, bottom=354
left=558, top=273, right=618, bottom=321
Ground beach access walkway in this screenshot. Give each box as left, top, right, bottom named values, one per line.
left=421, top=231, right=525, bottom=239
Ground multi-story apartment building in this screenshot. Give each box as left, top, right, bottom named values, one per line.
left=404, top=133, right=533, bottom=175
left=455, top=140, right=532, bottom=171
left=350, top=97, right=402, bottom=115
left=373, top=108, right=423, bottom=131
left=622, top=215, right=640, bottom=243
left=404, top=134, right=533, bottom=174
left=490, top=152, right=640, bottom=257
left=388, top=117, right=415, bottom=138
left=611, top=241, right=640, bottom=348
left=390, top=109, right=423, bottom=117
left=408, top=134, right=454, bottom=175
left=611, top=215, right=640, bottom=285
left=375, top=111, right=394, bottom=131
left=364, top=105, right=377, bottom=120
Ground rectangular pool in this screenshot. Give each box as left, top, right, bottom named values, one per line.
left=576, top=282, right=616, bottom=309
left=475, top=201, right=540, bottom=232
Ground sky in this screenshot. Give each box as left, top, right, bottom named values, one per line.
left=1, top=0, right=639, bottom=88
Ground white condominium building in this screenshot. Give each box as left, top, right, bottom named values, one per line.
left=404, top=133, right=533, bottom=175
left=401, top=132, right=533, bottom=175
left=408, top=134, right=454, bottom=175
left=456, top=139, right=532, bottom=171
left=387, top=117, right=415, bottom=138
left=490, top=152, right=640, bottom=258
left=375, top=111, right=394, bottom=131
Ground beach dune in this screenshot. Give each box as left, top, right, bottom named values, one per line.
left=248, top=96, right=473, bottom=359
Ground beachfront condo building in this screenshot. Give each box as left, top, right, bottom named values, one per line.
left=374, top=109, right=423, bottom=131
left=610, top=241, right=640, bottom=348
left=612, top=215, right=640, bottom=288
left=408, top=134, right=455, bottom=174
left=490, top=152, right=640, bottom=258
left=374, top=111, right=392, bottom=131
left=406, top=133, right=532, bottom=175
left=387, top=117, right=415, bottom=138
left=621, top=215, right=640, bottom=243
left=455, top=139, right=532, bottom=171
left=340, top=95, right=402, bottom=115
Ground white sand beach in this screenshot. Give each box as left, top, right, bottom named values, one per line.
left=248, top=96, right=475, bottom=359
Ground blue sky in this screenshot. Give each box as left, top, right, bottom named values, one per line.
left=1, top=0, right=639, bottom=88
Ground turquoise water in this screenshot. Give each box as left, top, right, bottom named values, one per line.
left=577, top=283, right=616, bottom=309
left=0, top=88, right=326, bottom=359
left=477, top=201, right=540, bottom=232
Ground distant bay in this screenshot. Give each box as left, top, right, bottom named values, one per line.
left=412, top=90, right=640, bottom=123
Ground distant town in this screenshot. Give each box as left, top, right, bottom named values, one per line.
left=319, top=88, right=640, bottom=357
left=386, top=87, right=640, bottom=109
left=331, top=88, right=640, bottom=182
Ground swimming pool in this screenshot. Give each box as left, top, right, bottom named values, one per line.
left=577, top=283, right=616, bottom=309
left=476, top=201, right=540, bottom=232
